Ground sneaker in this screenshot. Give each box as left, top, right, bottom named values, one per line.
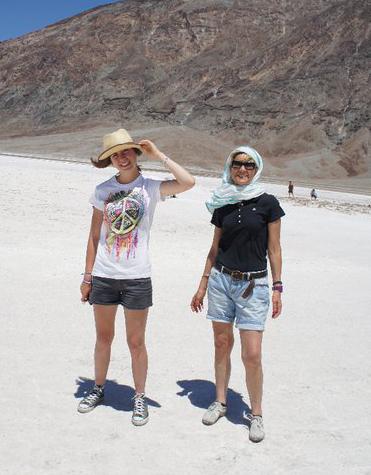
left=249, top=415, right=265, bottom=442
left=77, top=384, right=104, bottom=413
left=202, top=401, right=227, bottom=425
left=132, top=393, right=149, bottom=426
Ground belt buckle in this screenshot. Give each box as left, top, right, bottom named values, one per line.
left=231, top=270, right=244, bottom=280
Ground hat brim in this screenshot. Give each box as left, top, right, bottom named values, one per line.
left=98, top=142, right=143, bottom=161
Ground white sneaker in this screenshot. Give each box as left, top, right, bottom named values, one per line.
left=77, top=384, right=104, bottom=413
left=132, top=393, right=149, bottom=426
left=202, top=401, right=227, bottom=425
left=249, top=415, right=265, bottom=442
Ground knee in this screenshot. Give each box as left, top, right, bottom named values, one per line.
left=241, top=349, right=261, bottom=368
left=96, top=331, right=114, bottom=347
left=127, top=335, right=145, bottom=354
left=214, top=333, right=234, bottom=354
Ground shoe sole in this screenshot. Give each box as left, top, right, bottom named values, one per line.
left=249, top=435, right=265, bottom=443
left=77, top=399, right=104, bottom=414
left=132, top=416, right=149, bottom=426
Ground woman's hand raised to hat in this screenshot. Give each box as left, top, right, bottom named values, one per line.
left=138, top=139, right=164, bottom=160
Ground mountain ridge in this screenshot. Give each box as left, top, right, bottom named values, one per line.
left=0, top=0, right=369, bottom=181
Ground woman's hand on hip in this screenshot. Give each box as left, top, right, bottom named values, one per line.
left=272, top=291, right=282, bottom=318
left=191, top=288, right=206, bottom=313
left=80, top=282, right=91, bottom=303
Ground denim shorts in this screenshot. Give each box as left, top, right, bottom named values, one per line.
left=207, top=267, right=269, bottom=331
left=89, top=276, right=152, bottom=309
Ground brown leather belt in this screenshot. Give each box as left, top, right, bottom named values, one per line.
left=215, top=263, right=267, bottom=281
left=215, top=264, right=267, bottom=298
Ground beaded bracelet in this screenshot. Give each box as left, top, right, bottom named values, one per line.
left=272, top=284, right=283, bottom=293
left=82, top=280, right=92, bottom=285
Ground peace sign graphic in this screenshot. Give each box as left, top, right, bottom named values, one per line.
left=105, top=189, right=146, bottom=236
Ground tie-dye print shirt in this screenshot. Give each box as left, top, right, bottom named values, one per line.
left=89, top=174, right=162, bottom=279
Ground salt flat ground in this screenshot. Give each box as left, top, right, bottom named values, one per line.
left=0, top=155, right=370, bottom=475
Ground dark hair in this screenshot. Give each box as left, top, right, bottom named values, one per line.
left=90, top=156, right=111, bottom=168
left=90, top=148, right=141, bottom=169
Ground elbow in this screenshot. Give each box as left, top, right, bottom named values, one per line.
left=90, top=234, right=100, bottom=250
left=186, top=175, right=196, bottom=190
left=207, top=248, right=217, bottom=263
left=180, top=176, right=195, bottom=192
left=268, top=244, right=281, bottom=259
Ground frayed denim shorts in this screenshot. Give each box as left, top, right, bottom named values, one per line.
left=207, top=267, right=269, bottom=331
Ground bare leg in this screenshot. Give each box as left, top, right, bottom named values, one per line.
left=240, top=330, right=263, bottom=415
left=93, top=304, right=117, bottom=385
left=124, top=308, right=149, bottom=394
left=212, top=322, right=234, bottom=404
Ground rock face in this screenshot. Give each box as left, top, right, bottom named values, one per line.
left=0, top=0, right=370, bottom=178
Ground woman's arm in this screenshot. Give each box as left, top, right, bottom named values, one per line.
left=138, top=139, right=195, bottom=197
left=191, top=226, right=223, bottom=313
left=267, top=219, right=282, bottom=318
left=80, top=207, right=103, bottom=302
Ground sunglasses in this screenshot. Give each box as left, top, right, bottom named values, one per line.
left=231, top=160, right=257, bottom=170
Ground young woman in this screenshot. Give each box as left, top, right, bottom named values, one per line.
left=191, top=145, right=284, bottom=442
left=78, top=128, right=195, bottom=425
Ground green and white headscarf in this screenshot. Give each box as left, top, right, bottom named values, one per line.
left=205, top=145, right=265, bottom=213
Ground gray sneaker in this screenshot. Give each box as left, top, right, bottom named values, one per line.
left=249, top=415, right=265, bottom=442
left=202, top=401, right=227, bottom=425
left=77, top=384, right=104, bottom=413
left=132, top=393, right=149, bottom=426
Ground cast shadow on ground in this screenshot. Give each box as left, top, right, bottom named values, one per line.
left=176, top=379, right=250, bottom=425
left=74, top=376, right=161, bottom=412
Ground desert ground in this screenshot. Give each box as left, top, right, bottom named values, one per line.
left=0, top=125, right=370, bottom=194
left=0, top=154, right=370, bottom=475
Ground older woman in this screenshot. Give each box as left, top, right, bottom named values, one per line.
left=78, top=129, right=195, bottom=425
left=191, top=146, right=284, bottom=442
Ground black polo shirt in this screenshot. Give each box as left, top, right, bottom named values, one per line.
left=211, top=193, right=285, bottom=272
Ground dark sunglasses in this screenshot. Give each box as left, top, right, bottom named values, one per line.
left=231, top=160, right=257, bottom=170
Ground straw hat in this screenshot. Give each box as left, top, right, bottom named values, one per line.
left=97, top=129, right=142, bottom=161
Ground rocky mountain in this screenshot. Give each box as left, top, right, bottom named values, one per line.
left=0, top=0, right=370, bottom=181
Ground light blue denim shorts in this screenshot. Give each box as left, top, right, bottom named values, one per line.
left=207, top=267, right=270, bottom=331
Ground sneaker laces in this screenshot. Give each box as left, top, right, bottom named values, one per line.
left=208, top=402, right=218, bottom=411
left=133, top=393, right=146, bottom=416
left=82, top=386, right=103, bottom=405
left=209, top=401, right=225, bottom=412
left=252, top=415, right=263, bottom=428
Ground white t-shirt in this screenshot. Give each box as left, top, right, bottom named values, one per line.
left=89, top=174, right=163, bottom=279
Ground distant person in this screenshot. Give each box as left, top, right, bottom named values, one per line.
left=288, top=180, right=294, bottom=197
left=310, top=188, right=317, bottom=200
left=191, top=145, right=285, bottom=443
left=78, top=128, right=195, bottom=425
